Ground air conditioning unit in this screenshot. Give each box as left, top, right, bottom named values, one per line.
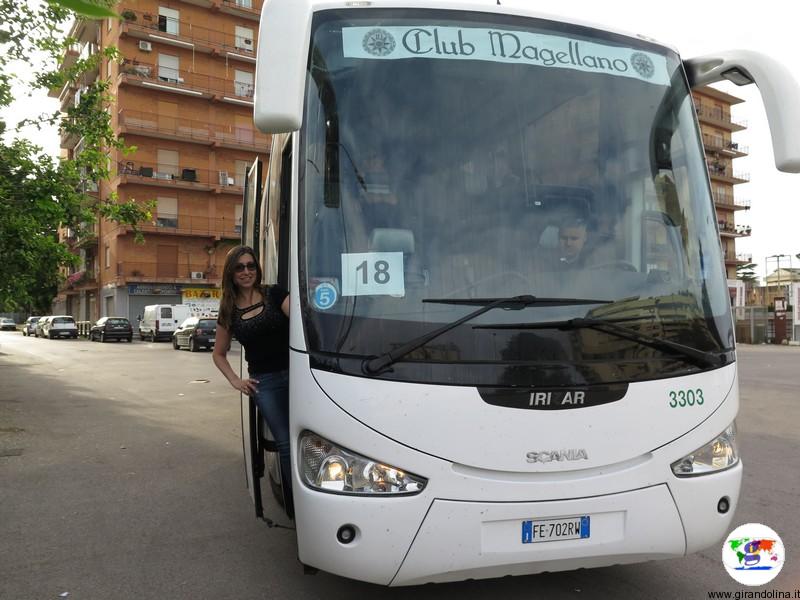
left=190, top=271, right=205, bottom=280
left=139, top=40, right=152, bottom=52
left=227, top=176, right=235, bottom=186
left=218, top=171, right=229, bottom=185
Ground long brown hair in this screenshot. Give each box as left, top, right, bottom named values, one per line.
left=217, top=245, right=264, bottom=328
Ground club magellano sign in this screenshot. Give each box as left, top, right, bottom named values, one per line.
left=342, top=25, right=669, bottom=85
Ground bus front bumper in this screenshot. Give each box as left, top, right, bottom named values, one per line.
left=294, top=463, right=741, bottom=586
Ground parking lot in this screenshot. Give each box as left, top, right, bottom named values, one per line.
left=1, top=332, right=798, bottom=599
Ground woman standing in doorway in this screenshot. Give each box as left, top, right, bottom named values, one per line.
left=212, top=245, right=292, bottom=515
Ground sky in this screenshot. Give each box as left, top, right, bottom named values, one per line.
left=2, top=0, right=798, bottom=282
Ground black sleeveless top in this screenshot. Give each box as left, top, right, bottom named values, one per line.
left=227, top=286, right=289, bottom=375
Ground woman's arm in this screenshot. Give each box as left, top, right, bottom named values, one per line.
left=212, top=322, right=257, bottom=396
left=281, top=294, right=290, bottom=317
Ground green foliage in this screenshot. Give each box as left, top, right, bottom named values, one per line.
left=47, top=0, right=119, bottom=19
left=736, top=262, right=758, bottom=283
left=0, top=140, right=83, bottom=311
left=0, top=0, right=152, bottom=312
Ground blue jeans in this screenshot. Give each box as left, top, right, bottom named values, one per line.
left=252, top=370, right=292, bottom=509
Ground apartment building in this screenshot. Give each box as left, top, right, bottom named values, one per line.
left=52, top=0, right=267, bottom=323
left=691, top=86, right=751, bottom=307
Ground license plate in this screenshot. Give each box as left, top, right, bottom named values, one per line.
left=521, top=516, right=590, bottom=544
left=209, top=338, right=215, bottom=343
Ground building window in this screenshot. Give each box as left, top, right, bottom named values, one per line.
left=157, top=149, right=179, bottom=179
left=235, top=160, right=249, bottom=186
left=234, top=0, right=253, bottom=8
left=234, top=204, right=243, bottom=234
left=235, top=113, right=254, bottom=144
left=158, top=7, right=180, bottom=35
left=234, top=26, right=254, bottom=52
left=234, top=69, right=254, bottom=98
left=158, top=53, right=180, bottom=83
left=105, top=245, right=110, bottom=269
left=156, top=196, right=179, bottom=228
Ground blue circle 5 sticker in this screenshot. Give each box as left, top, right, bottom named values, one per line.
left=313, top=282, right=338, bottom=310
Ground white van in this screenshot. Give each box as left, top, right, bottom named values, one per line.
left=138, top=304, right=191, bottom=342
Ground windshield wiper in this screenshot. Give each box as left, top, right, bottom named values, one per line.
left=473, top=317, right=725, bottom=369
left=362, top=295, right=612, bottom=374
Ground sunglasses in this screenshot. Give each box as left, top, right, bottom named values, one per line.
left=233, top=261, right=257, bottom=273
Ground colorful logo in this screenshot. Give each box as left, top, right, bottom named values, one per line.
left=312, top=282, right=338, bottom=311
left=722, top=523, right=785, bottom=586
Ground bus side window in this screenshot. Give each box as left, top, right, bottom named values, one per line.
left=276, top=138, right=292, bottom=290
left=263, top=134, right=292, bottom=289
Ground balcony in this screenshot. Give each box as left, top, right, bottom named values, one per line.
left=117, top=109, right=268, bottom=151
left=718, top=220, right=752, bottom=238
left=118, top=60, right=254, bottom=105
left=60, top=119, right=82, bottom=149
left=713, top=191, right=750, bottom=211
left=61, top=270, right=98, bottom=293
left=120, top=8, right=257, bottom=63
left=724, top=252, right=752, bottom=265
left=707, top=161, right=750, bottom=184
left=702, top=134, right=748, bottom=158
left=150, top=214, right=241, bottom=238
left=116, top=160, right=245, bottom=195
left=117, top=260, right=223, bottom=282
left=110, top=214, right=241, bottom=245
left=220, top=0, right=262, bottom=21
left=695, top=105, right=747, bottom=131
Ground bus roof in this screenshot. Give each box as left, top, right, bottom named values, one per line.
left=297, top=0, right=679, bottom=54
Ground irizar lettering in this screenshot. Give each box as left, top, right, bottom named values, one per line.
left=529, top=390, right=586, bottom=406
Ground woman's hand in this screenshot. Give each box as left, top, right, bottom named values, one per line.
left=231, top=376, right=258, bottom=396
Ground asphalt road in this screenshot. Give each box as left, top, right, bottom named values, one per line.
left=0, top=333, right=798, bottom=600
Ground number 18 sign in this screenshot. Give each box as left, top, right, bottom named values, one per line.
left=341, top=252, right=405, bottom=297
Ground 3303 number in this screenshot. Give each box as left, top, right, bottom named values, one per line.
left=669, top=388, right=705, bottom=408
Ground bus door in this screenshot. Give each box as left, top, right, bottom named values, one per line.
left=240, top=134, right=293, bottom=519
left=240, top=157, right=265, bottom=517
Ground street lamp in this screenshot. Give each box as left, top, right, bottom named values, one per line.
left=767, top=254, right=790, bottom=297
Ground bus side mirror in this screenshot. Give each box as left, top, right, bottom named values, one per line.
left=684, top=50, right=800, bottom=173
left=254, top=0, right=312, bottom=133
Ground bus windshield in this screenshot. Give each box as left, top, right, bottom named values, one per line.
left=299, top=9, right=734, bottom=387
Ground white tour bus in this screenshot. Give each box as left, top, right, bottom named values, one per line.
left=238, top=0, right=800, bottom=586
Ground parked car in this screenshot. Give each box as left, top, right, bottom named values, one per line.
left=42, top=315, right=78, bottom=339
left=34, top=316, right=51, bottom=338
left=172, top=317, right=217, bottom=352
left=90, top=317, right=133, bottom=342
left=22, top=316, right=41, bottom=336
left=139, top=304, right=191, bottom=342
left=0, top=318, right=16, bottom=331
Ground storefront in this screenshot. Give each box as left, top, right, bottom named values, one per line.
left=100, top=283, right=219, bottom=330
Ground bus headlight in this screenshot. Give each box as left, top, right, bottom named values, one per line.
left=670, top=423, right=739, bottom=477
left=299, top=431, right=427, bottom=495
